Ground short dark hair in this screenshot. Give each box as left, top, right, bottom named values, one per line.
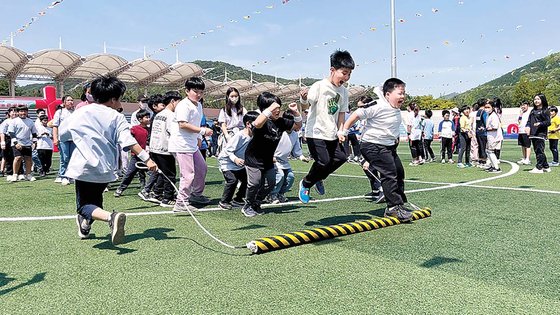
left=330, top=50, right=355, bottom=70
left=148, top=94, right=164, bottom=110
left=442, top=110, right=450, bottom=116
left=185, top=76, right=205, bottom=91
left=256, top=92, right=281, bottom=112
left=90, top=76, right=126, bottom=104
left=550, top=106, right=558, bottom=113
left=39, top=114, right=48, bottom=121
left=382, top=78, right=406, bottom=96
left=243, top=111, right=259, bottom=125
left=460, top=105, right=471, bottom=113
left=425, top=109, right=433, bottom=118
left=163, top=91, right=182, bottom=105
left=36, top=108, right=46, bottom=114
left=17, top=105, right=28, bottom=112
left=135, top=109, right=150, bottom=120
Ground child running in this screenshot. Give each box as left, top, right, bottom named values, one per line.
left=342, top=78, right=414, bottom=222
left=59, top=76, right=157, bottom=244
left=298, top=50, right=354, bottom=203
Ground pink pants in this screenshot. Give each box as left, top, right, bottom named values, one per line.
left=175, top=150, right=207, bottom=204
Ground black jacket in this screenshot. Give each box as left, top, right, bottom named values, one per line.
left=526, top=108, right=551, bottom=138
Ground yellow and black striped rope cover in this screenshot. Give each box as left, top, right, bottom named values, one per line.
left=248, top=208, right=431, bottom=254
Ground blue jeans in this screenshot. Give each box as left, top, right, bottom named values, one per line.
left=32, top=149, right=42, bottom=172
left=270, top=168, right=295, bottom=197
left=58, top=141, right=75, bottom=178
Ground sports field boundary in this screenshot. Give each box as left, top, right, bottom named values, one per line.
left=2, top=160, right=548, bottom=223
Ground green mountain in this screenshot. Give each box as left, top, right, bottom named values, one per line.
left=452, top=52, right=560, bottom=107
left=192, top=60, right=318, bottom=86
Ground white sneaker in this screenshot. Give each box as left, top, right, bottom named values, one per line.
left=7, top=175, right=17, bottom=182
left=528, top=168, right=544, bottom=174
left=61, top=178, right=70, bottom=185
left=26, top=175, right=36, bottom=182
left=516, top=159, right=525, bottom=165
left=457, top=163, right=466, bottom=168
left=522, top=159, right=531, bottom=165
left=448, top=159, right=454, bottom=164
left=543, top=168, right=552, bottom=173
left=441, top=159, right=446, bottom=164
left=17, top=174, right=25, bottom=181
left=54, top=177, right=62, bottom=183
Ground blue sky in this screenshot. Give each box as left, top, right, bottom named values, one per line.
left=1, top=0, right=559, bottom=96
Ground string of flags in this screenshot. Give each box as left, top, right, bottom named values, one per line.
left=1, top=0, right=65, bottom=45
left=145, top=0, right=293, bottom=59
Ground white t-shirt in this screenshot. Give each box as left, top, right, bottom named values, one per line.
left=149, top=109, right=174, bottom=155
left=168, top=98, right=203, bottom=153
left=218, top=107, right=247, bottom=130
left=8, top=117, right=37, bottom=146
left=0, top=118, right=13, bottom=135
left=486, top=112, right=503, bottom=144
left=35, top=123, right=53, bottom=150
left=356, top=96, right=402, bottom=146
left=304, top=78, right=349, bottom=141
left=59, top=104, right=137, bottom=183
left=274, top=131, right=303, bottom=170
left=409, top=114, right=424, bottom=141
left=51, top=108, right=73, bottom=131
left=518, top=109, right=531, bottom=134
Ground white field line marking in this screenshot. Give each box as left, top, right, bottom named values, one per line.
left=0, top=160, right=546, bottom=223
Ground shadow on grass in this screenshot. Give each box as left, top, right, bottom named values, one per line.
left=311, top=237, right=344, bottom=246
left=518, top=185, right=535, bottom=188
left=263, top=204, right=303, bottom=215
left=0, top=272, right=46, bottom=296
left=304, top=214, right=373, bottom=227
left=92, top=228, right=184, bottom=255
left=232, top=224, right=268, bottom=231
left=420, top=256, right=462, bottom=268
left=122, top=205, right=159, bottom=211
left=205, top=180, right=224, bottom=186
left=351, top=207, right=386, bottom=218
left=185, top=238, right=251, bottom=257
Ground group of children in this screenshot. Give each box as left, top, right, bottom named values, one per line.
left=7, top=49, right=486, bottom=245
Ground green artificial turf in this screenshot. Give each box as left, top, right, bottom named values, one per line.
left=1, top=140, right=559, bottom=314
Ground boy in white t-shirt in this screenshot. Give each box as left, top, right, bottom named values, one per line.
left=59, top=76, right=157, bottom=244
left=342, top=78, right=414, bottom=222
left=168, top=77, right=213, bottom=213
left=298, top=50, right=354, bottom=203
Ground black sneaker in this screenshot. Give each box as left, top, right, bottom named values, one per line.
left=364, top=191, right=379, bottom=199
left=487, top=167, right=502, bottom=173
left=384, top=205, right=413, bottom=222
left=241, top=205, right=259, bottom=217
left=114, top=189, right=123, bottom=197
left=76, top=214, right=91, bottom=239
left=137, top=190, right=150, bottom=201
left=108, top=212, right=126, bottom=245
left=159, top=199, right=176, bottom=208
left=253, top=204, right=265, bottom=215
left=219, top=201, right=232, bottom=210
left=231, top=199, right=245, bottom=208
left=147, top=192, right=163, bottom=204
left=375, top=193, right=386, bottom=204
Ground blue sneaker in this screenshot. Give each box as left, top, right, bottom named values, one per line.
left=314, top=180, right=325, bottom=195
left=298, top=180, right=310, bottom=203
